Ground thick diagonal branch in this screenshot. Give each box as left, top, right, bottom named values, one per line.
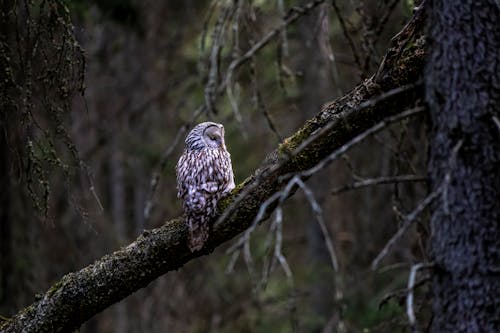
left=0, top=10, right=425, bottom=333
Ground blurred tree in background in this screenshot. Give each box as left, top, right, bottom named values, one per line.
left=0, top=0, right=497, bottom=332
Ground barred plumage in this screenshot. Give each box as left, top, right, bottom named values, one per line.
left=176, top=122, right=235, bottom=252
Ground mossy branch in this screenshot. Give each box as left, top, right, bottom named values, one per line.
left=0, top=9, right=425, bottom=333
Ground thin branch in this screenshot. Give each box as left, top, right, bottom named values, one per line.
left=371, top=140, right=463, bottom=270
left=378, top=275, right=430, bottom=309
left=273, top=208, right=293, bottom=281
left=205, top=3, right=233, bottom=115
left=295, top=178, right=339, bottom=272
left=493, top=115, right=500, bottom=131
left=277, top=0, right=289, bottom=57
left=290, top=80, right=423, bottom=164
left=371, top=187, right=441, bottom=270
left=330, top=0, right=362, bottom=72
left=298, top=106, right=426, bottom=179
left=260, top=219, right=278, bottom=288
left=318, top=3, right=342, bottom=96
left=361, top=0, right=400, bottom=72
left=226, top=191, right=282, bottom=253
left=407, top=263, right=434, bottom=333
left=331, top=175, right=427, bottom=196
left=250, top=57, right=283, bottom=142
left=273, top=207, right=298, bottom=332
left=225, top=249, right=240, bottom=274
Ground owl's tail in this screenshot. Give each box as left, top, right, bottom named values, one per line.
left=187, top=217, right=210, bottom=252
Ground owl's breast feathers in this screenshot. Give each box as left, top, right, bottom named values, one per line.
left=176, top=147, right=234, bottom=213
left=176, top=125, right=234, bottom=252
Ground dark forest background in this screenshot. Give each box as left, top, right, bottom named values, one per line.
left=0, top=0, right=497, bottom=332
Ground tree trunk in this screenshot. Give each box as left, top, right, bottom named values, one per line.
left=0, top=110, right=12, bottom=312
left=425, top=1, right=500, bottom=332
left=0, top=0, right=14, bottom=314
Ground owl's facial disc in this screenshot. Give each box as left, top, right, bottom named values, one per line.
left=203, top=125, right=224, bottom=148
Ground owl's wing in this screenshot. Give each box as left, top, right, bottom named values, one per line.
left=175, top=153, right=190, bottom=199
left=200, top=181, right=219, bottom=194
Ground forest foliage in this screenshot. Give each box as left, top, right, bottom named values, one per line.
left=3, top=0, right=495, bottom=332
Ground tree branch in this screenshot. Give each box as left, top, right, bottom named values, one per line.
left=0, top=9, right=426, bottom=333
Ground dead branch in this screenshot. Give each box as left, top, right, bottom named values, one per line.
left=331, top=175, right=427, bottom=196
left=407, top=263, right=434, bottom=333
left=371, top=186, right=441, bottom=270
left=0, top=9, right=425, bottom=332
left=297, top=106, right=425, bottom=179
left=371, top=140, right=463, bottom=270
left=330, top=0, right=362, bottom=72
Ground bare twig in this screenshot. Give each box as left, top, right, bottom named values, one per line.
left=272, top=207, right=298, bottom=332
left=199, top=0, right=219, bottom=56
left=371, top=140, right=463, bottom=270
left=295, top=178, right=339, bottom=272
left=330, top=0, right=362, bottom=72
left=225, top=249, right=240, bottom=274
left=205, top=4, right=233, bottom=115
left=298, top=106, right=425, bottom=179
left=318, top=3, right=342, bottom=96
left=288, top=81, right=423, bottom=167
left=407, top=263, right=434, bottom=333
left=331, top=174, right=427, bottom=196
left=226, top=183, right=291, bottom=253
left=250, top=57, right=283, bottom=142
left=277, top=0, right=289, bottom=57
left=273, top=208, right=293, bottom=281
left=231, top=0, right=242, bottom=59
left=378, top=274, right=430, bottom=309
left=361, top=0, right=400, bottom=72
left=260, top=220, right=278, bottom=287
left=371, top=188, right=441, bottom=270
left=493, top=115, right=500, bottom=131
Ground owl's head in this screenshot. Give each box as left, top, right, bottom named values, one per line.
left=185, top=122, right=226, bottom=150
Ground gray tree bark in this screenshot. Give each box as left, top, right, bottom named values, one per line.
left=0, top=9, right=426, bottom=333
left=425, top=1, right=500, bottom=332
left=0, top=0, right=14, bottom=315
left=0, top=108, right=11, bottom=313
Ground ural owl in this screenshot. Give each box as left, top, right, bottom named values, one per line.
left=176, top=122, right=235, bottom=252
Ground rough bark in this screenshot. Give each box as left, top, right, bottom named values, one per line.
left=425, top=1, right=500, bottom=332
left=0, top=0, right=14, bottom=315
left=0, top=10, right=426, bottom=333
left=0, top=109, right=11, bottom=312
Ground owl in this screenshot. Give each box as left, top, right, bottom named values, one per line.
left=176, top=122, right=235, bottom=252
